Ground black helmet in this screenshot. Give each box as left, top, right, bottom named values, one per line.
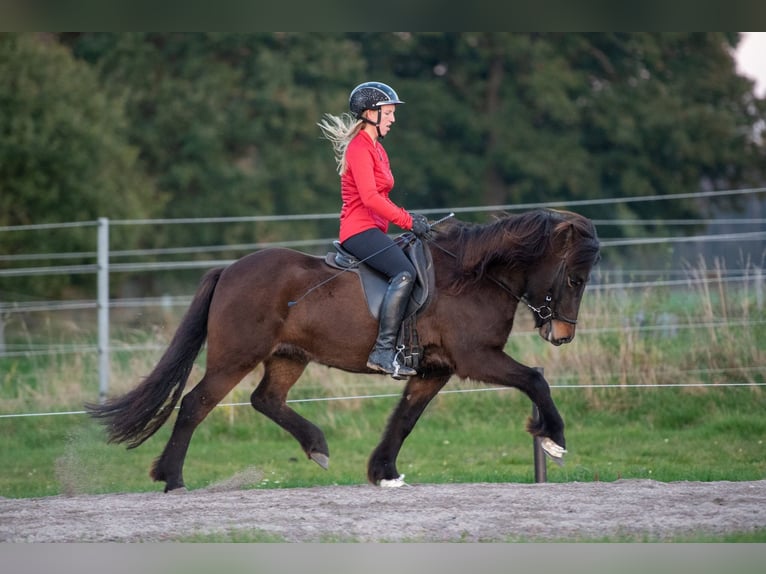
left=349, top=81, right=404, bottom=119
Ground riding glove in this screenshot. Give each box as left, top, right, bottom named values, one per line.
left=410, top=213, right=432, bottom=239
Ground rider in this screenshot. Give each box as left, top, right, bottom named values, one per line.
left=318, top=81, right=431, bottom=379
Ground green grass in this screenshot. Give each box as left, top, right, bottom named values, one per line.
left=505, top=529, right=766, bottom=543
left=178, top=529, right=291, bottom=543
left=176, top=527, right=766, bottom=543
left=1, top=383, right=764, bottom=498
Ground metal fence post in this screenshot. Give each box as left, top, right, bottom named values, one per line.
left=532, top=366, right=547, bottom=483
left=97, top=218, right=110, bottom=402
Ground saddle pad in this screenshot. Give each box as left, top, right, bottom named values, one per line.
left=323, top=234, right=434, bottom=321
left=324, top=252, right=388, bottom=319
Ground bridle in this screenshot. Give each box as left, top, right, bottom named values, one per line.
left=429, top=241, right=578, bottom=326
left=487, top=273, right=578, bottom=326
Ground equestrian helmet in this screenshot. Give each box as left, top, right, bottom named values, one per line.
left=349, top=81, right=404, bottom=119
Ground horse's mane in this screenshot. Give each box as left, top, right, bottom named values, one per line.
left=433, top=209, right=599, bottom=294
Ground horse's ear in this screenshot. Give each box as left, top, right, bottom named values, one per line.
left=554, top=220, right=575, bottom=250
left=553, top=214, right=600, bottom=265
left=555, top=211, right=593, bottom=241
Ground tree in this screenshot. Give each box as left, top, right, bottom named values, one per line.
left=7, top=33, right=764, bottom=287
left=59, top=33, right=766, bottom=242
left=62, top=33, right=368, bottom=250
left=360, top=33, right=766, bottom=234
left=0, top=33, right=160, bottom=299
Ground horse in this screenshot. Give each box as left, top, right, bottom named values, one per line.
left=86, top=208, right=600, bottom=492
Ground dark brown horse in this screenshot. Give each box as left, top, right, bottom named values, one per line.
left=87, top=208, right=600, bottom=491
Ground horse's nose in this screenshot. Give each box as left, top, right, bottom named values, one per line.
left=550, top=320, right=576, bottom=345
left=552, top=335, right=572, bottom=346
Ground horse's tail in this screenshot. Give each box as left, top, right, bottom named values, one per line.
left=86, top=267, right=225, bottom=449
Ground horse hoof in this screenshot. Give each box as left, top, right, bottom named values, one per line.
left=379, top=474, right=408, bottom=488
left=310, top=452, right=329, bottom=470
left=540, top=437, right=567, bottom=466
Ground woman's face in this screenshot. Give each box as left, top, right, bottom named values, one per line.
left=365, top=104, right=397, bottom=138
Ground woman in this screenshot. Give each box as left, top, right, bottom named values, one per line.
left=318, top=81, right=431, bottom=379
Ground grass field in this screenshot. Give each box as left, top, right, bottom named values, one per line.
left=1, top=375, right=764, bottom=498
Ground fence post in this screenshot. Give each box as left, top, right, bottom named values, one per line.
left=532, top=366, right=547, bottom=483
left=97, top=218, right=110, bottom=402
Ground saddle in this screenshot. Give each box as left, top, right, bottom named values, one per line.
left=324, top=233, right=434, bottom=371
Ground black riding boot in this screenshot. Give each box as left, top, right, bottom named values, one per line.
left=367, top=271, right=418, bottom=380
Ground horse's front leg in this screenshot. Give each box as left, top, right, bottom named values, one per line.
left=460, top=351, right=566, bottom=463
left=367, top=375, right=450, bottom=486
left=521, top=366, right=567, bottom=462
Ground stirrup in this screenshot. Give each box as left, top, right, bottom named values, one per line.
left=391, top=345, right=416, bottom=379
left=367, top=347, right=416, bottom=379
left=366, top=359, right=416, bottom=379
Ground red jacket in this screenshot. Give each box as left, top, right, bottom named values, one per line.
left=339, top=131, right=413, bottom=243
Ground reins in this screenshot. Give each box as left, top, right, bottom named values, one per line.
left=287, top=212, right=578, bottom=326
left=287, top=241, right=397, bottom=308
left=287, top=212, right=456, bottom=309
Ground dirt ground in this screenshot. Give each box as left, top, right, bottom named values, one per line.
left=2, top=477, right=765, bottom=542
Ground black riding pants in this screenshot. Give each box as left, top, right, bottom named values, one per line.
left=341, top=228, right=415, bottom=281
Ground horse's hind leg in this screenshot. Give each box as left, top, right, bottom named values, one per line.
left=151, top=367, right=249, bottom=492
left=367, top=375, right=450, bottom=486
left=250, top=355, right=329, bottom=468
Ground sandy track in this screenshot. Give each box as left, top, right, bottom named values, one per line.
left=2, top=479, right=765, bottom=542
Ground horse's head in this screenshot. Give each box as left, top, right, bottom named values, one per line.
left=525, top=211, right=600, bottom=346
left=435, top=209, right=600, bottom=346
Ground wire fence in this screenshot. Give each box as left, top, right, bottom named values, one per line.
left=1, top=188, right=765, bottom=419
left=1, top=379, right=764, bottom=420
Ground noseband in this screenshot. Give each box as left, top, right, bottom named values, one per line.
left=489, top=277, right=578, bottom=326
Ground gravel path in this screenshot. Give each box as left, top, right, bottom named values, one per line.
left=2, top=479, right=765, bottom=542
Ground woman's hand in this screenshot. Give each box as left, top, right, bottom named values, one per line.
left=410, top=213, right=432, bottom=239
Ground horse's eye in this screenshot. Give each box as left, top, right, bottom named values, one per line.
left=567, top=276, right=582, bottom=288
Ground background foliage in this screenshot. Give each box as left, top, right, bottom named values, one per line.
left=2, top=32, right=765, bottom=298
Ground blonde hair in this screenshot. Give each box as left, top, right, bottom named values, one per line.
left=317, top=112, right=364, bottom=175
